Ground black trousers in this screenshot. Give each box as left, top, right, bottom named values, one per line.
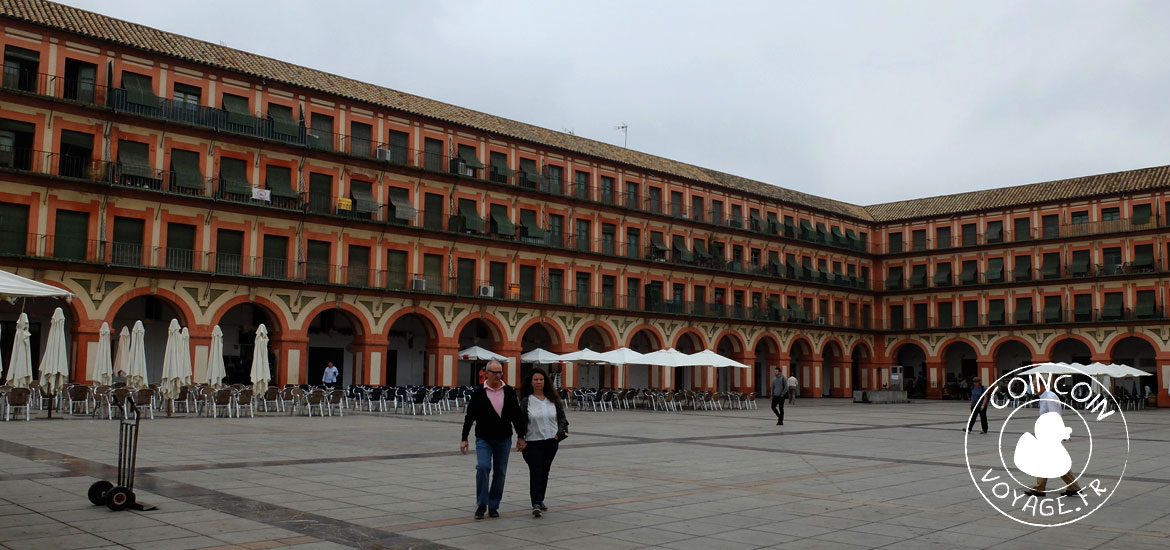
left=771, top=396, right=785, bottom=422
left=967, top=407, right=988, bottom=433
left=521, top=438, right=559, bottom=506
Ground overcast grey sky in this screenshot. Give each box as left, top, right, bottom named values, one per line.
left=58, top=0, right=1170, bottom=206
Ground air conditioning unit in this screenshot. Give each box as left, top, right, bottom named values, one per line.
left=411, top=277, right=427, bottom=291
left=478, top=284, right=495, bottom=298
left=376, top=148, right=394, bottom=162
left=815, top=316, right=827, bottom=325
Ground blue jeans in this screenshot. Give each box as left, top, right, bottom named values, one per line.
left=475, top=438, right=510, bottom=509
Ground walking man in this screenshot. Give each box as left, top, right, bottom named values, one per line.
left=787, top=371, right=798, bottom=404
left=1025, top=376, right=1081, bottom=498
left=322, top=361, right=339, bottom=388
left=771, top=367, right=788, bottom=425
left=965, top=377, right=989, bottom=434
left=460, top=360, right=525, bottom=519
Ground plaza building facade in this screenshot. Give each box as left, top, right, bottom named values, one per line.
left=1, top=0, right=1168, bottom=405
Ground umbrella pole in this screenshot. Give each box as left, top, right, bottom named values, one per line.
left=46, top=393, right=54, bottom=419
left=166, top=399, right=172, bottom=417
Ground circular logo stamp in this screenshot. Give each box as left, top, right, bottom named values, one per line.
left=965, top=363, right=1129, bottom=527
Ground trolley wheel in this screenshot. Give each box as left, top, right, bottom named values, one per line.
left=87, top=480, right=113, bottom=506
left=105, top=486, right=135, bottom=511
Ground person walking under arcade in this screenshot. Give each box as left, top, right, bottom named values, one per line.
left=460, top=360, right=525, bottom=519
left=519, top=367, right=569, bottom=517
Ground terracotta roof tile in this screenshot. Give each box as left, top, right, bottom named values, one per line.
left=1, top=0, right=873, bottom=220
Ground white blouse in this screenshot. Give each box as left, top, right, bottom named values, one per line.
left=525, top=395, right=558, bottom=441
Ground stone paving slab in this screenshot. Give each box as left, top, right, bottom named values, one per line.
left=0, top=399, right=1166, bottom=549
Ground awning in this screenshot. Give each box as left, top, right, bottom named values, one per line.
left=786, top=259, right=803, bottom=279
left=1043, top=301, right=1062, bottom=321
left=491, top=210, right=516, bottom=237
left=808, top=267, right=822, bottom=282
left=959, top=262, right=978, bottom=284
left=831, top=226, right=845, bottom=243
left=0, top=269, right=74, bottom=299
left=1101, top=294, right=1124, bottom=319
left=784, top=219, right=796, bottom=236
left=932, top=263, right=952, bottom=286
left=490, top=156, right=515, bottom=177
left=988, top=301, right=1004, bottom=323
left=886, top=271, right=903, bottom=289
left=650, top=233, right=668, bottom=251
left=1136, top=299, right=1155, bottom=318
left=459, top=201, right=484, bottom=232
left=908, top=265, right=927, bottom=288
left=749, top=213, right=763, bottom=231
left=985, top=223, right=1003, bottom=242
left=350, top=181, right=377, bottom=213
left=693, top=239, right=710, bottom=258
left=520, top=210, right=544, bottom=239
left=387, top=190, right=414, bottom=223
left=986, top=258, right=1004, bottom=282
left=266, top=166, right=298, bottom=198
left=269, top=105, right=300, bottom=136
left=222, top=94, right=251, bottom=126
left=170, top=150, right=203, bottom=190
left=219, top=159, right=249, bottom=194
left=1015, top=303, right=1033, bottom=323
left=1013, top=256, right=1032, bottom=279
left=118, top=140, right=153, bottom=178
left=519, top=158, right=544, bottom=185
left=1069, top=251, right=1091, bottom=275
left=799, top=220, right=814, bottom=238
left=457, top=146, right=484, bottom=169
left=1133, top=246, right=1154, bottom=269
left=672, top=238, right=693, bottom=263
left=1073, top=296, right=1092, bottom=316
left=122, top=72, right=155, bottom=106
left=1132, top=206, right=1151, bottom=225
left=1040, top=254, right=1060, bottom=278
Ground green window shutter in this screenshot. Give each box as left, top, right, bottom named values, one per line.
left=456, top=258, right=476, bottom=295
left=265, top=165, right=297, bottom=199
left=53, top=210, right=89, bottom=260
left=0, top=202, right=29, bottom=255
left=457, top=144, right=484, bottom=169
left=1133, top=244, right=1154, bottom=269
left=215, top=229, right=243, bottom=274
left=519, top=158, right=544, bottom=186
left=170, top=149, right=203, bottom=191
left=959, top=261, right=978, bottom=284
left=1072, top=294, right=1092, bottom=316
left=386, top=249, right=408, bottom=289
left=457, top=200, right=484, bottom=233
left=1040, top=253, right=1060, bottom=279
left=261, top=235, right=287, bottom=278
left=933, top=263, right=952, bottom=286
left=1014, top=299, right=1033, bottom=323
left=1135, top=290, right=1156, bottom=318
left=519, top=265, right=536, bottom=300
left=118, top=140, right=153, bottom=178
left=308, top=173, right=333, bottom=213
left=423, top=193, right=443, bottom=230
left=1013, top=256, right=1032, bottom=281
left=219, top=157, right=250, bottom=195
left=306, top=239, right=331, bottom=283
left=268, top=103, right=300, bottom=136
left=222, top=93, right=251, bottom=126
left=520, top=209, right=544, bottom=239
left=309, top=113, right=334, bottom=150
left=387, top=187, right=413, bottom=224
left=423, top=254, right=443, bottom=290
left=165, top=223, right=195, bottom=270
left=349, top=180, right=377, bottom=213
left=694, top=238, right=709, bottom=259
left=111, top=216, right=144, bottom=266
left=1132, top=204, right=1152, bottom=226
left=121, top=72, right=155, bottom=106
left=886, top=267, right=903, bottom=290
left=60, top=130, right=93, bottom=150
left=988, top=300, right=1005, bottom=323
left=986, top=258, right=1004, bottom=282
left=1070, top=250, right=1091, bottom=275
left=672, top=236, right=693, bottom=263
left=489, top=152, right=515, bottom=177
left=650, top=233, right=667, bottom=252
left=347, top=245, right=370, bottom=286
left=385, top=130, right=409, bottom=163
left=349, top=122, right=373, bottom=157
left=908, top=265, right=926, bottom=288
left=489, top=204, right=515, bottom=237
left=1101, top=293, right=1124, bottom=319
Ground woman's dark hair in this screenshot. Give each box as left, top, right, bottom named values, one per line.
left=520, top=367, right=560, bottom=404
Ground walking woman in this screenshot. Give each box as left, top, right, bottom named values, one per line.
left=519, top=367, right=568, bottom=517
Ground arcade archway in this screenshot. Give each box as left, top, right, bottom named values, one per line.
left=1050, top=338, right=1092, bottom=364
left=112, top=295, right=186, bottom=384
left=942, top=341, right=977, bottom=399
left=386, top=313, right=437, bottom=386
left=305, top=308, right=363, bottom=387
left=894, top=342, right=927, bottom=397
left=215, top=302, right=279, bottom=385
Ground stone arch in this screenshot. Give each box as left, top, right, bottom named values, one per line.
left=298, top=301, right=371, bottom=337
left=302, top=305, right=370, bottom=387
left=821, top=339, right=845, bottom=397
left=990, top=336, right=1038, bottom=359
left=0, top=288, right=85, bottom=382
left=104, top=287, right=194, bottom=328
left=625, top=325, right=664, bottom=351
left=383, top=306, right=443, bottom=341
left=454, top=315, right=508, bottom=387
left=1104, top=332, right=1159, bottom=360
left=753, top=333, right=783, bottom=393
left=789, top=336, right=814, bottom=396
left=1044, top=335, right=1095, bottom=363
left=850, top=340, right=871, bottom=391
left=892, top=341, right=928, bottom=398
left=518, top=320, right=564, bottom=382
left=453, top=314, right=506, bottom=348
left=626, top=327, right=663, bottom=390
left=384, top=310, right=444, bottom=387
left=1107, top=334, right=1159, bottom=377
left=713, top=331, right=748, bottom=393
left=673, top=329, right=706, bottom=353
left=109, top=292, right=193, bottom=385
left=575, top=321, right=616, bottom=351
left=210, top=299, right=286, bottom=386
left=210, top=295, right=289, bottom=335
left=713, top=330, right=746, bottom=355
left=517, top=318, right=567, bottom=352
left=991, top=337, right=1034, bottom=379
left=941, top=340, right=978, bottom=399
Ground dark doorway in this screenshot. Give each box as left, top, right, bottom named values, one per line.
left=308, top=347, right=345, bottom=385
left=384, top=349, right=398, bottom=386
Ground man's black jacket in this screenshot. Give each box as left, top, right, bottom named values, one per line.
left=461, top=384, right=525, bottom=441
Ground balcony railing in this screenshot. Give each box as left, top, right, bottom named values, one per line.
left=889, top=307, right=1167, bottom=331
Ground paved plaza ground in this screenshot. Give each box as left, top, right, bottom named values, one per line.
left=0, top=398, right=1167, bottom=550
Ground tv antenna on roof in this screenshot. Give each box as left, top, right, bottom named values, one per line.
left=614, top=123, right=628, bottom=148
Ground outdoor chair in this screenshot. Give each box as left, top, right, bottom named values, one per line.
left=210, top=388, right=233, bottom=418
left=326, top=389, right=345, bottom=416
left=262, top=387, right=282, bottom=412
left=235, top=389, right=255, bottom=418
left=194, top=386, right=215, bottom=416
left=4, top=388, right=30, bottom=421
left=133, top=388, right=156, bottom=419
left=108, top=388, right=133, bottom=418
left=168, top=386, right=192, bottom=414
left=305, top=389, right=326, bottom=417
left=427, top=388, right=445, bottom=415
left=408, top=388, right=427, bottom=415
left=68, top=385, right=93, bottom=415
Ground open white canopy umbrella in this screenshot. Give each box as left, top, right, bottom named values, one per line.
left=459, top=346, right=507, bottom=362
left=205, top=325, right=227, bottom=388
left=640, top=348, right=697, bottom=367
left=250, top=324, right=271, bottom=391
left=597, top=347, right=646, bottom=366
left=520, top=348, right=563, bottom=364
left=1102, top=363, right=1152, bottom=378
left=558, top=348, right=608, bottom=363
left=159, top=319, right=189, bottom=401
left=126, top=321, right=149, bottom=390
left=687, top=349, right=751, bottom=368
left=93, top=322, right=114, bottom=386
left=6, top=313, right=32, bottom=388
left=38, top=307, right=70, bottom=397
left=1017, top=362, right=1096, bottom=377
left=0, top=269, right=74, bottom=299
left=114, top=326, right=130, bottom=377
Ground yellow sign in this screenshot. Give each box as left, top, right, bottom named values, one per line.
left=337, top=197, right=352, bottom=210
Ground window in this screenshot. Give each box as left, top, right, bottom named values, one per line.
left=1102, top=247, right=1122, bottom=274
left=986, top=257, right=1004, bottom=283
left=424, top=253, right=444, bottom=292
left=546, top=165, right=564, bottom=194
left=648, top=187, right=662, bottom=214
left=424, top=138, right=444, bottom=171
left=386, top=249, right=408, bottom=290
left=222, top=93, right=251, bottom=128
left=1101, top=292, right=1124, bottom=320
left=423, top=193, right=444, bottom=230
left=1101, top=207, right=1120, bottom=221
left=0, top=202, right=29, bottom=255
left=308, top=172, right=333, bottom=214
left=543, top=269, right=562, bottom=304
left=937, top=301, right=953, bottom=328
left=58, top=130, right=94, bottom=178
left=263, top=235, right=288, bottom=279
left=214, top=229, right=243, bottom=274
left=1132, top=203, right=1152, bottom=226
left=626, top=277, right=641, bottom=310
left=117, top=140, right=155, bottom=186
left=547, top=214, right=564, bottom=245
left=913, top=303, right=928, bottom=330
left=1043, top=295, right=1063, bottom=322
left=935, top=226, right=952, bottom=248
left=601, top=176, right=615, bottom=204
left=575, top=219, right=591, bottom=252
left=961, top=223, right=977, bottom=246
left=962, top=300, right=979, bottom=327
left=1135, top=290, right=1157, bottom=319
left=601, top=224, right=616, bottom=255
left=456, top=258, right=476, bottom=296
left=959, top=259, right=978, bottom=285
left=53, top=211, right=88, bottom=260
left=625, top=227, right=640, bottom=259
left=111, top=217, right=144, bottom=266
left=165, top=223, right=195, bottom=271
left=888, top=232, right=903, bottom=253
left=335, top=242, right=375, bottom=283
left=886, top=266, right=904, bottom=290
left=170, top=149, right=203, bottom=195
left=306, top=240, right=331, bottom=283
left=349, top=121, right=373, bottom=157
left=488, top=203, right=513, bottom=237
left=1013, top=254, right=1032, bottom=281
left=691, top=195, right=704, bottom=222
left=889, top=305, right=905, bottom=330
left=308, top=113, right=334, bottom=151
left=601, top=275, right=616, bottom=308
left=576, top=272, right=591, bottom=306
left=1015, top=297, right=1033, bottom=324
left=173, top=83, right=201, bottom=105
left=384, top=130, right=409, bottom=165
left=63, top=58, right=97, bottom=103
left=911, top=229, right=926, bottom=251
left=1071, top=294, right=1091, bottom=322
left=268, top=103, right=299, bottom=138
left=1041, top=214, right=1060, bottom=238
left=985, top=221, right=1003, bottom=243
left=730, top=204, right=743, bottom=228
left=3, top=45, right=39, bottom=92
left=519, top=265, right=536, bottom=301
left=624, top=181, right=639, bottom=209
left=988, top=299, right=1005, bottom=326
left=1071, top=210, right=1088, bottom=224
left=120, top=71, right=155, bottom=110
left=575, top=171, right=591, bottom=200
left=710, top=200, right=724, bottom=225
left=670, top=191, right=684, bottom=217
left=1013, top=217, right=1031, bottom=241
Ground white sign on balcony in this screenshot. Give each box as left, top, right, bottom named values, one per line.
left=252, top=188, right=271, bottom=202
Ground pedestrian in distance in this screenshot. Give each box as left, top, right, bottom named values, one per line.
left=965, top=377, right=989, bottom=434
left=519, top=367, right=568, bottom=517
left=771, top=366, right=788, bottom=425
left=322, top=361, right=339, bottom=388
left=787, top=372, right=798, bottom=404
left=460, top=360, right=525, bottom=519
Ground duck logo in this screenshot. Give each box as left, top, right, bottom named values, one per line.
left=965, top=364, right=1129, bottom=527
